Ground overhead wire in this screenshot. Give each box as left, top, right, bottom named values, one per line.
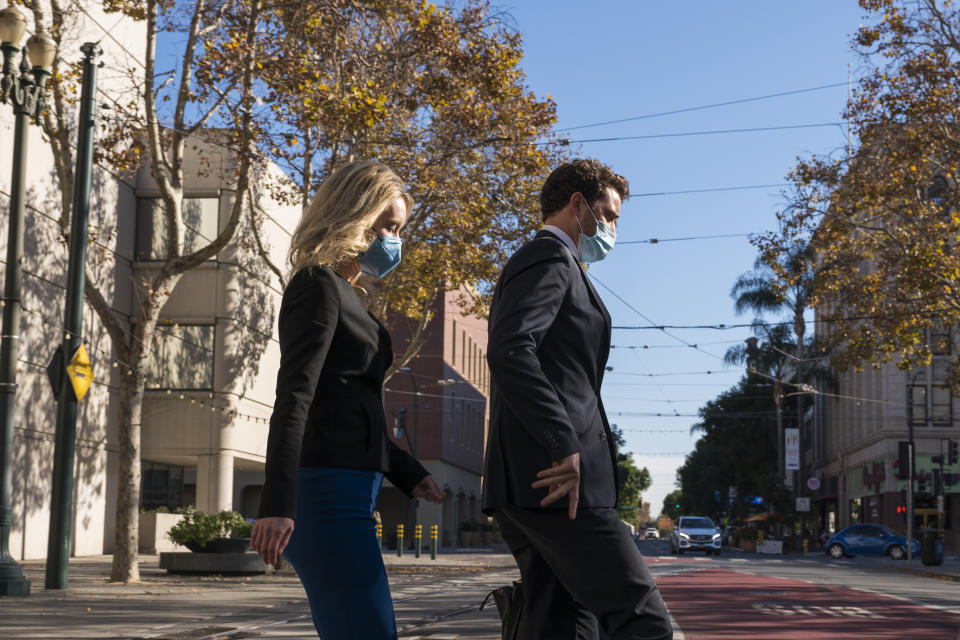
left=618, top=232, right=752, bottom=245
left=562, top=82, right=849, bottom=131
left=628, top=184, right=790, bottom=197
left=554, top=122, right=846, bottom=146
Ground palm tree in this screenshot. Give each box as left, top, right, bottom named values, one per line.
left=730, top=242, right=833, bottom=499
left=731, top=243, right=815, bottom=358
left=724, top=323, right=794, bottom=483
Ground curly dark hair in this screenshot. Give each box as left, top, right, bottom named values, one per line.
left=539, top=158, right=629, bottom=221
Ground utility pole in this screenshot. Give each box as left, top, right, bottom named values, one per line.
left=0, top=7, right=57, bottom=597
left=45, top=42, right=101, bottom=590
left=907, top=441, right=914, bottom=564
left=399, top=367, right=419, bottom=536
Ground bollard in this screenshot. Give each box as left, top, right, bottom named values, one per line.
left=430, top=524, right=439, bottom=560
left=415, top=524, right=422, bottom=558
left=376, top=522, right=382, bottom=550
left=397, top=524, right=404, bottom=557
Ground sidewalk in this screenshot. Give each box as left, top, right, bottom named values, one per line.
left=889, top=554, right=960, bottom=582
left=0, top=549, right=517, bottom=639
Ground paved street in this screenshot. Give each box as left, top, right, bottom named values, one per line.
left=1, top=542, right=958, bottom=639
left=640, top=539, right=960, bottom=640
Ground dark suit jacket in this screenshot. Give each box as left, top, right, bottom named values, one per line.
left=258, top=266, right=429, bottom=519
left=482, top=229, right=618, bottom=512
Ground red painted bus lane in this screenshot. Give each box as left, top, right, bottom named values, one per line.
left=657, top=569, right=960, bottom=639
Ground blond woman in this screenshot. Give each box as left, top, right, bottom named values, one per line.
left=252, top=160, right=444, bottom=639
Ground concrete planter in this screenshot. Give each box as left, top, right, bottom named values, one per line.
left=159, top=551, right=267, bottom=575
left=139, top=512, right=187, bottom=554
left=758, top=540, right=783, bottom=555
left=458, top=531, right=479, bottom=547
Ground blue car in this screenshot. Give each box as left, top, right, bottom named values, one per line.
left=825, top=524, right=920, bottom=560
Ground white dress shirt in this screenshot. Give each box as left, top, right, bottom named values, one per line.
left=541, top=224, right=579, bottom=259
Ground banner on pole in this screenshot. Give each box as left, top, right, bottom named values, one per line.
left=785, top=428, right=800, bottom=470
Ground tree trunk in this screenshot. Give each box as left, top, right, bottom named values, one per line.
left=110, top=366, right=146, bottom=582
left=109, top=285, right=170, bottom=582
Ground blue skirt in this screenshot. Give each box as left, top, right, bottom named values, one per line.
left=283, top=467, right=396, bottom=639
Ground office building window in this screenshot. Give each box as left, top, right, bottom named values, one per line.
left=930, top=323, right=951, bottom=356
left=909, top=383, right=952, bottom=426
left=141, top=461, right=185, bottom=511
left=931, top=385, right=952, bottom=424
left=146, top=324, right=215, bottom=390
left=136, top=196, right=219, bottom=261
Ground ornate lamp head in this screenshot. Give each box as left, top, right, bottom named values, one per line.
left=0, top=6, right=27, bottom=47
left=26, top=32, right=56, bottom=71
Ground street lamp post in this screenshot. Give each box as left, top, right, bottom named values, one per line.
left=906, top=370, right=924, bottom=564
left=0, top=5, right=57, bottom=597
left=398, top=367, right=419, bottom=534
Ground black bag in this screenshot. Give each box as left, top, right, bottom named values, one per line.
left=480, top=580, right=523, bottom=640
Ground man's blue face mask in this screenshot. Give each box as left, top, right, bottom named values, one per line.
left=576, top=198, right=616, bottom=263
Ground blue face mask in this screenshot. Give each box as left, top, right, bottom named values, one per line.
left=576, top=199, right=616, bottom=263
left=358, top=234, right=402, bottom=278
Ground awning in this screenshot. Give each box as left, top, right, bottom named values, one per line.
left=744, top=512, right=784, bottom=523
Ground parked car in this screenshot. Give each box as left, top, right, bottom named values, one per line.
left=825, top=524, right=920, bottom=560
left=644, top=528, right=659, bottom=539
left=670, top=516, right=722, bottom=555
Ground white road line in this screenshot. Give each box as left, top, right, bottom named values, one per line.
left=666, top=607, right=686, bottom=640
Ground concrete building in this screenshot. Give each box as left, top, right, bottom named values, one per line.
left=1, top=1, right=149, bottom=559
left=810, top=325, right=960, bottom=552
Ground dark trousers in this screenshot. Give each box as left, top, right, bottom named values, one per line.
left=284, top=467, right=397, bottom=640
left=494, top=505, right=673, bottom=640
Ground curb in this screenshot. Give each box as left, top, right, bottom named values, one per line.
left=895, top=566, right=960, bottom=583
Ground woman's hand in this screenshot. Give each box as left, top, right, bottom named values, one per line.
left=412, top=475, right=446, bottom=504
left=251, top=516, right=294, bottom=566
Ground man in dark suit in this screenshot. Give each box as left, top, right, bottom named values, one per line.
left=483, top=159, right=673, bottom=640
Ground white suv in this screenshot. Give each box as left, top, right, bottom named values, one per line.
left=671, top=516, right=722, bottom=555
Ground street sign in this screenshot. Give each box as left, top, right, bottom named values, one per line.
left=785, top=428, right=800, bottom=470
left=807, top=476, right=821, bottom=491
left=46, top=347, right=64, bottom=395
left=796, top=497, right=810, bottom=512
left=65, top=344, right=92, bottom=402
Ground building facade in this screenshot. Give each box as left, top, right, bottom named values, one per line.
left=378, top=291, right=490, bottom=548
left=810, top=324, right=960, bottom=552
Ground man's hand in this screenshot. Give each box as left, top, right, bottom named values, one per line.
left=531, top=452, right=580, bottom=520
left=412, top=475, right=446, bottom=503
left=251, top=516, right=294, bottom=566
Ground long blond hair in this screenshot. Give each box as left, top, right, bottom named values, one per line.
left=287, top=159, right=413, bottom=277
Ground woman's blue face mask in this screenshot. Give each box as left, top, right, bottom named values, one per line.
left=358, top=233, right=402, bottom=278
left=576, top=199, right=616, bottom=263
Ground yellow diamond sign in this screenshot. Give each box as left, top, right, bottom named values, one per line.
left=65, top=344, right=92, bottom=402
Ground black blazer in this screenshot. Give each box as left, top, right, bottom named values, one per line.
left=482, top=229, right=618, bottom=512
left=258, top=266, right=429, bottom=519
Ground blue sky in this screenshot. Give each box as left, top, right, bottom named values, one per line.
left=502, top=1, right=868, bottom=516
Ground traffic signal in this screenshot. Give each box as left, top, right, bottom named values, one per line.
left=949, top=439, right=959, bottom=465
left=896, top=505, right=907, bottom=518
left=918, top=475, right=927, bottom=494
left=898, top=441, right=911, bottom=478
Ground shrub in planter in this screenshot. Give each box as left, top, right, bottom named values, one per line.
left=166, top=507, right=251, bottom=552
left=457, top=521, right=482, bottom=547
